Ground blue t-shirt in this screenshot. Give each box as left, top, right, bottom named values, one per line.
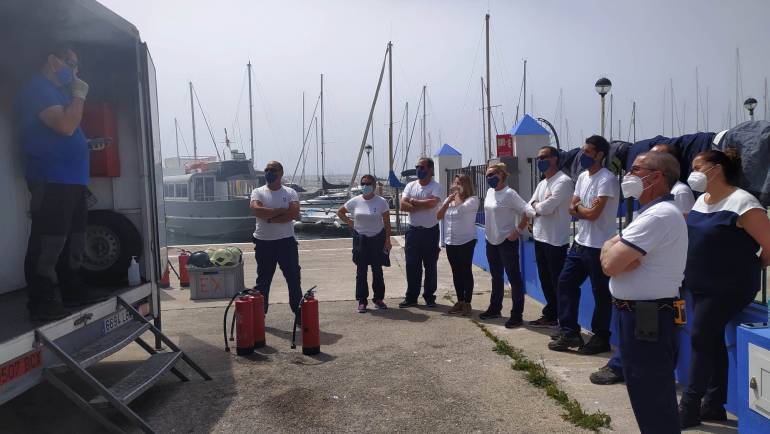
left=17, top=74, right=89, bottom=185
left=684, top=188, right=763, bottom=296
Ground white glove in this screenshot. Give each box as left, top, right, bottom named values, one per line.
left=71, top=77, right=89, bottom=100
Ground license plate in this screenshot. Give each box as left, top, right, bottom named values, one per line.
left=102, top=308, right=133, bottom=334
left=0, top=350, right=42, bottom=387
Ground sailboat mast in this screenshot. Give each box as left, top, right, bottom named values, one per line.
left=695, top=66, right=700, bottom=131
left=523, top=60, right=527, bottom=114
left=422, top=85, right=427, bottom=158
left=485, top=13, right=492, bottom=159
left=609, top=93, right=614, bottom=140
left=320, top=74, right=325, bottom=193
left=247, top=61, right=254, bottom=167
left=388, top=41, right=394, bottom=174
left=404, top=101, right=409, bottom=168
left=670, top=78, right=674, bottom=136
left=764, top=77, right=768, bottom=121
left=174, top=118, right=180, bottom=162
left=315, top=116, right=320, bottom=183
left=632, top=101, right=636, bottom=142
left=189, top=82, right=197, bottom=160
left=480, top=77, right=487, bottom=161
left=706, top=87, right=709, bottom=131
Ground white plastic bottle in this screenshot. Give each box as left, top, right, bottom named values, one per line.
left=128, top=256, right=141, bottom=286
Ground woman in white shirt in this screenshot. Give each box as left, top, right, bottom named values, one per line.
left=437, top=174, right=479, bottom=316
left=481, top=163, right=535, bottom=328
left=337, top=175, right=392, bottom=313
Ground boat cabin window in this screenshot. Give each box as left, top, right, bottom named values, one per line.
left=228, top=179, right=258, bottom=198
left=175, top=183, right=188, bottom=199
left=193, top=177, right=215, bottom=201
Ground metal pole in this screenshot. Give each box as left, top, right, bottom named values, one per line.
left=600, top=95, right=606, bottom=137
left=247, top=62, right=254, bottom=167
left=320, top=74, right=325, bottom=193
left=632, top=101, right=636, bottom=142
left=189, top=82, right=197, bottom=160
left=609, top=94, right=614, bottom=140
left=765, top=77, right=768, bottom=121
left=422, top=85, right=427, bottom=158
left=523, top=60, right=527, bottom=114
left=388, top=41, right=394, bottom=174
left=480, top=77, right=487, bottom=162
left=670, top=78, right=674, bottom=136
left=485, top=13, right=492, bottom=159
left=315, top=116, right=319, bottom=183
left=174, top=118, right=179, bottom=162
left=696, top=66, right=700, bottom=131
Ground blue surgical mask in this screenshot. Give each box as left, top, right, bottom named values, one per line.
left=56, top=66, right=74, bottom=86
left=361, top=185, right=374, bottom=195
left=416, top=169, right=429, bottom=180
left=537, top=159, right=551, bottom=172
left=579, top=153, right=596, bottom=169
left=487, top=176, right=500, bottom=189
left=265, top=171, right=278, bottom=184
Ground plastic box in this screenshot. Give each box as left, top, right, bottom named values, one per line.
left=187, top=262, right=245, bottom=300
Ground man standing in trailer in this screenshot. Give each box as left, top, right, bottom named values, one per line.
left=19, top=43, right=106, bottom=321
left=250, top=160, right=302, bottom=315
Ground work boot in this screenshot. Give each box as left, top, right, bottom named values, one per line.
left=589, top=364, right=625, bottom=385
left=461, top=302, right=472, bottom=317
left=577, top=335, right=611, bottom=355
left=398, top=299, right=417, bottom=308
left=529, top=315, right=558, bottom=328
left=548, top=333, right=584, bottom=352
left=478, top=309, right=501, bottom=320
left=700, top=403, right=727, bottom=421
left=679, top=401, right=701, bottom=429
left=29, top=299, right=71, bottom=322
left=448, top=302, right=464, bottom=315
left=504, top=317, right=523, bottom=329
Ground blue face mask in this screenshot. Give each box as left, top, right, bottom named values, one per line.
left=265, top=171, right=278, bottom=184
left=579, top=153, right=596, bottom=169
left=56, top=66, right=74, bottom=86
left=416, top=169, right=429, bottom=180
left=487, top=175, right=500, bottom=189
left=361, top=185, right=374, bottom=195
left=537, top=159, right=551, bottom=172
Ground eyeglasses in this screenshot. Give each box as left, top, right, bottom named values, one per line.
left=360, top=182, right=373, bottom=186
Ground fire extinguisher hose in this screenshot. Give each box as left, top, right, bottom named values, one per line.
left=223, top=288, right=253, bottom=352
left=291, top=286, right=317, bottom=350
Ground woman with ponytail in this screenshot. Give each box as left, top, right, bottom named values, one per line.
left=679, top=149, right=770, bottom=428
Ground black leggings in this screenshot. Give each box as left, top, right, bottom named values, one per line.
left=445, top=239, right=477, bottom=303
left=682, top=290, right=756, bottom=407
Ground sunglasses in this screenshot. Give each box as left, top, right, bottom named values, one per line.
left=361, top=182, right=373, bottom=186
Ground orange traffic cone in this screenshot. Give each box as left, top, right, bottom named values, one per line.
left=159, top=262, right=170, bottom=288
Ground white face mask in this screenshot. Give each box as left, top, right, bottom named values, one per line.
left=621, top=174, right=652, bottom=199
left=687, top=165, right=716, bottom=192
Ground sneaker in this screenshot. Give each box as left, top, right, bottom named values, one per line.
left=399, top=299, right=418, bottom=308
left=678, top=401, right=701, bottom=429
left=589, top=364, right=624, bottom=385
left=529, top=316, right=558, bottom=328
left=504, top=317, right=523, bottom=328
left=424, top=299, right=437, bottom=307
left=448, top=302, right=464, bottom=315
left=357, top=303, right=367, bottom=313
left=577, top=335, right=611, bottom=355
left=548, top=333, right=585, bottom=352
left=479, top=310, right=502, bottom=320
left=61, top=288, right=112, bottom=307
left=373, top=299, right=388, bottom=309
left=700, top=404, right=727, bottom=421
left=461, top=303, right=472, bottom=317
left=29, top=300, right=71, bottom=322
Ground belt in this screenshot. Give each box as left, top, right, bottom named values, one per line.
left=612, top=298, right=676, bottom=312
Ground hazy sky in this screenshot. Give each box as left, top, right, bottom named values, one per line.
left=99, top=0, right=770, bottom=178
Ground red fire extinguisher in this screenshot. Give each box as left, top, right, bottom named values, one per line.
left=234, top=295, right=255, bottom=355
left=250, top=291, right=266, bottom=349
left=291, top=286, right=320, bottom=355
left=178, top=251, right=190, bottom=287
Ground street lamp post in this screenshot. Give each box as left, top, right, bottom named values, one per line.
left=365, top=143, right=373, bottom=174
left=744, top=97, right=758, bottom=121
left=595, top=77, right=612, bottom=137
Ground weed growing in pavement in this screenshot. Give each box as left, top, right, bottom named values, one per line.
left=474, top=321, right=612, bottom=432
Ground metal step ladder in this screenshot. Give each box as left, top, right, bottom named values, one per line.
left=36, top=296, right=212, bottom=434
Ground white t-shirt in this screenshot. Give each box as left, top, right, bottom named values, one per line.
left=671, top=181, right=695, bottom=215
left=403, top=179, right=443, bottom=228
left=574, top=168, right=620, bottom=248
left=442, top=196, right=479, bottom=245
left=609, top=198, right=688, bottom=300
left=344, top=194, right=389, bottom=237
left=250, top=185, right=299, bottom=240
left=484, top=187, right=535, bottom=245
left=529, top=171, right=574, bottom=247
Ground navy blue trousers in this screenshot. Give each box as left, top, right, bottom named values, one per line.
left=557, top=243, right=612, bottom=338
left=253, top=237, right=302, bottom=313
left=404, top=225, right=440, bottom=303
left=534, top=240, right=568, bottom=321
left=617, top=305, right=680, bottom=434
left=485, top=239, right=524, bottom=319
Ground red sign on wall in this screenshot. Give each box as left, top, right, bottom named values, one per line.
left=496, top=134, right=513, bottom=157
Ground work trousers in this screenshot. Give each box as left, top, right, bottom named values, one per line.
left=534, top=240, right=568, bottom=321
left=485, top=239, right=524, bottom=319
left=24, top=182, right=88, bottom=305
left=352, top=230, right=386, bottom=304
left=617, top=305, right=680, bottom=434
left=682, top=290, right=757, bottom=407
left=404, top=225, right=440, bottom=303
left=557, top=242, right=612, bottom=338
left=445, top=239, right=477, bottom=303
left=253, top=236, right=302, bottom=313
